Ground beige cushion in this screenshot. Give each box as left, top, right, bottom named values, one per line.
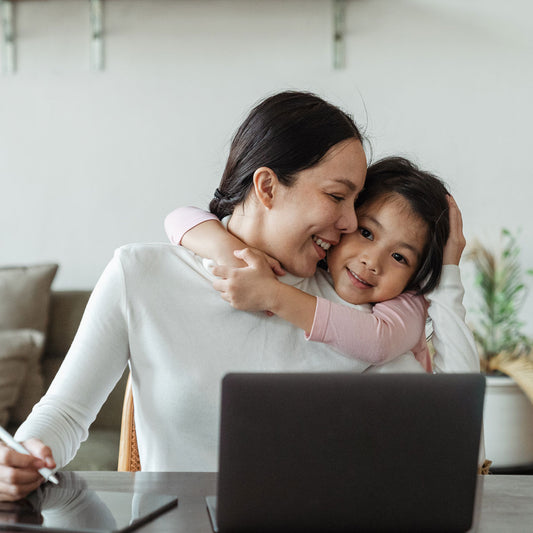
left=0, top=329, right=44, bottom=427
left=0, top=264, right=58, bottom=332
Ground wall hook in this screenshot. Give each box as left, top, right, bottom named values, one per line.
left=333, top=0, right=347, bottom=69
left=1, top=0, right=15, bottom=74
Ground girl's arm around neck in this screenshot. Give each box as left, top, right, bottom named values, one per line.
left=211, top=248, right=316, bottom=332
left=164, top=206, right=247, bottom=267
left=210, top=247, right=428, bottom=362
left=165, top=206, right=286, bottom=274
left=308, top=293, right=428, bottom=364
left=164, top=206, right=219, bottom=246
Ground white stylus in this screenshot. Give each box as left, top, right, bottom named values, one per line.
left=0, top=425, right=59, bottom=484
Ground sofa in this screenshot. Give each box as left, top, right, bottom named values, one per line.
left=0, top=263, right=128, bottom=471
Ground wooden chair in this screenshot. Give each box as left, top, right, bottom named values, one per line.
left=118, top=373, right=141, bottom=472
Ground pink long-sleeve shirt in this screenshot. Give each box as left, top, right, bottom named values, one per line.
left=164, top=206, right=432, bottom=372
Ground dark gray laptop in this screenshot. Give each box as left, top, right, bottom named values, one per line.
left=207, top=372, right=485, bottom=533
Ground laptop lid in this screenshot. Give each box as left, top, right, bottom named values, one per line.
left=213, top=372, right=485, bottom=533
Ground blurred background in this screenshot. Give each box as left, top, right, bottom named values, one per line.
left=1, top=0, right=531, bottom=333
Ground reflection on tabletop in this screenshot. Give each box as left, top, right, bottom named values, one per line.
left=0, top=472, right=177, bottom=532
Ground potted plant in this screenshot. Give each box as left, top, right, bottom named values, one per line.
left=467, top=228, right=533, bottom=469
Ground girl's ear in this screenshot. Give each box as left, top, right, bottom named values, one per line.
left=252, top=167, right=279, bottom=209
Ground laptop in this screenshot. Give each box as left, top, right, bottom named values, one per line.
left=206, top=372, right=485, bottom=533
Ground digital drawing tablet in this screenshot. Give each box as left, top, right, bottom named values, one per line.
left=208, top=372, right=485, bottom=533
left=0, top=483, right=177, bottom=533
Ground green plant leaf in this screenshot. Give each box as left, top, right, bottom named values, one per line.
left=467, top=228, right=533, bottom=361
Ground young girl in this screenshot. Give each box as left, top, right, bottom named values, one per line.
left=165, top=156, right=471, bottom=373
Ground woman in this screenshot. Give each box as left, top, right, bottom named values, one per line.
left=0, top=91, right=478, bottom=501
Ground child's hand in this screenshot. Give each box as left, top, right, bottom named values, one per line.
left=235, top=248, right=286, bottom=277
left=211, top=248, right=283, bottom=312
left=443, top=195, right=466, bottom=265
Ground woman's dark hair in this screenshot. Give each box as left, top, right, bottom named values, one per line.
left=355, top=156, right=450, bottom=295
left=209, top=91, right=364, bottom=218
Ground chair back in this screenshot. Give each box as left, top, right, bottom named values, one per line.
left=118, top=372, right=141, bottom=471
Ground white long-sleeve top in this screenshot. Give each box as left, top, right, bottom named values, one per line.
left=16, top=244, right=478, bottom=471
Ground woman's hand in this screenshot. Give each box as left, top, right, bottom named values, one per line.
left=211, top=248, right=284, bottom=312
left=443, top=195, right=466, bottom=265
left=0, top=439, right=56, bottom=501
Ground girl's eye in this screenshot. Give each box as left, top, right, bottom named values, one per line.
left=360, top=227, right=373, bottom=240
left=392, top=252, right=407, bottom=264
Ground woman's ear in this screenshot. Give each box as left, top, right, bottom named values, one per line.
left=252, top=167, right=279, bottom=209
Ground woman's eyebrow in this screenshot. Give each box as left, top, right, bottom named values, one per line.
left=332, top=178, right=357, bottom=191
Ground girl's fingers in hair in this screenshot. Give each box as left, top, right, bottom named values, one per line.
left=448, top=197, right=465, bottom=244
left=443, top=195, right=466, bottom=265
left=448, top=196, right=463, bottom=232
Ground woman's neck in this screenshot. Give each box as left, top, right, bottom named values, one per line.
left=226, top=202, right=265, bottom=250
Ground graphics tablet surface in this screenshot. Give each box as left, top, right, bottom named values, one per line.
left=0, top=475, right=177, bottom=533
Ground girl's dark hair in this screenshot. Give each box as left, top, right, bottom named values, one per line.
left=355, top=156, right=450, bottom=295
left=209, top=91, right=364, bottom=218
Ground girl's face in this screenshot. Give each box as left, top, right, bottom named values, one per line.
left=263, top=138, right=367, bottom=278
left=327, top=195, right=428, bottom=305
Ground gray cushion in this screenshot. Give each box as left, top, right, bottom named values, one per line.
left=0, top=264, right=58, bottom=332
left=0, top=264, right=58, bottom=422
left=0, top=329, right=44, bottom=427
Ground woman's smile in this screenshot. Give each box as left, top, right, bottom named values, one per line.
left=312, top=239, right=328, bottom=261
left=313, top=236, right=333, bottom=252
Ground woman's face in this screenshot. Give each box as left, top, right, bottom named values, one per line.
left=265, top=138, right=367, bottom=278
left=327, top=195, right=428, bottom=305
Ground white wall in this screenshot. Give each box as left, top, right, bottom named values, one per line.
left=1, top=0, right=532, bottom=332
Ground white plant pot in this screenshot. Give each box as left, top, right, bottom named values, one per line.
left=483, top=375, right=533, bottom=468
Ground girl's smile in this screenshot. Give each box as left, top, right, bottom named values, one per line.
left=346, top=268, right=374, bottom=289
